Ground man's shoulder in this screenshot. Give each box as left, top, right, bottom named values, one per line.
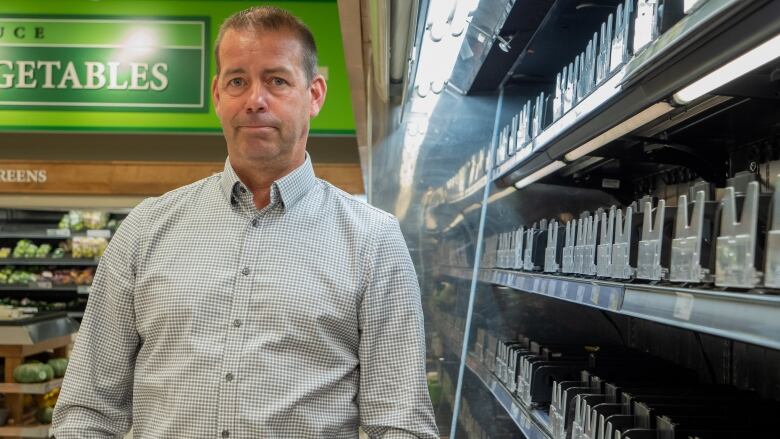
left=315, top=179, right=395, bottom=225
left=130, top=173, right=222, bottom=218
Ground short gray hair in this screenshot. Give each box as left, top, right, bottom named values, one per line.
left=214, top=6, right=318, bottom=83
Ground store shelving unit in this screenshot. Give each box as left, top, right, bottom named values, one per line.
left=0, top=315, right=77, bottom=436
left=432, top=304, right=553, bottom=439
left=0, top=285, right=89, bottom=293
left=464, top=355, right=552, bottom=439
left=0, top=424, right=51, bottom=438
left=1, top=258, right=98, bottom=267
left=0, top=378, right=63, bottom=395
left=492, top=0, right=780, bottom=186
left=397, top=0, right=780, bottom=437
left=441, top=266, right=780, bottom=350
left=0, top=229, right=112, bottom=240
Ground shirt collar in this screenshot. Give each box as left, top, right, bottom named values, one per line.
left=219, top=153, right=317, bottom=211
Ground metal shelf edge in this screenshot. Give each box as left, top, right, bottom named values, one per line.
left=0, top=378, right=63, bottom=394
left=465, top=354, right=552, bottom=439
left=440, top=267, right=780, bottom=350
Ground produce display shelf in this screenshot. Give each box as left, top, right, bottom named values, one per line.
left=0, top=424, right=51, bottom=438
left=1, top=258, right=99, bottom=267
left=0, top=229, right=112, bottom=240
left=465, top=354, right=552, bottom=439
left=0, top=378, right=63, bottom=395
left=441, top=267, right=780, bottom=350
left=0, top=285, right=87, bottom=293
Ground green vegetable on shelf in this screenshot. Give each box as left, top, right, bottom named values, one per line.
left=58, top=214, right=70, bottom=230
left=0, top=248, right=10, bottom=258
left=36, top=407, right=54, bottom=424
left=12, top=363, right=50, bottom=383
left=68, top=211, right=84, bottom=231
left=47, top=358, right=68, bottom=378
left=12, top=239, right=33, bottom=258
left=35, top=244, right=52, bottom=258
left=51, top=248, right=65, bottom=259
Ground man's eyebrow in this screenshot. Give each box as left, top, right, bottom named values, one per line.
left=264, top=66, right=294, bottom=76
left=223, top=67, right=246, bottom=76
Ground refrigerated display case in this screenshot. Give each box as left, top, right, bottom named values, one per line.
left=348, top=0, right=780, bottom=437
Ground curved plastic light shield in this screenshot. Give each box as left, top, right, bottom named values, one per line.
left=673, top=33, right=780, bottom=104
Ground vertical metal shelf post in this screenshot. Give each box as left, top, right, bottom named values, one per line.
left=449, top=87, right=504, bottom=438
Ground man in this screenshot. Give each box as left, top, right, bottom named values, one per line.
left=52, top=6, right=438, bottom=438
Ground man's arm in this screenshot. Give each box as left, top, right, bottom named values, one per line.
left=358, top=216, right=439, bottom=439
left=52, top=200, right=150, bottom=438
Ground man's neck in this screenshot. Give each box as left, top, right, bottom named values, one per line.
left=230, top=154, right=305, bottom=210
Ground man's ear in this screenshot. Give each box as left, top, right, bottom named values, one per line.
left=309, top=74, right=327, bottom=118
left=211, top=75, right=221, bottom=109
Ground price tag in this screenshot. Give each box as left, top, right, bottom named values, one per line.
left=87, top=229, right=112, bottom=238
left=521, top=413, right=532, bottom=430
left=576, top=285, right=586, bottom=302
left=34, top=281, right=53, bottom=289
left=533, top=278, right=540, bottom=292
left=77, top=285, right=92, bottom=295
left=673, top=292, right=695, bottom=321
left=609, top=292, right=620, bottom=310
left=591, top=286, right=600, bottom=305
left=510, top=403, right=521, bottom=418
left=562, top=281, right=569, bottom=296
left=46, top=229, right=71, bottom=238
left=548, top=280, right=557, bottom=295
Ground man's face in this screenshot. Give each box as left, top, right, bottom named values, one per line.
left=213, top=28, right=326, bottom=168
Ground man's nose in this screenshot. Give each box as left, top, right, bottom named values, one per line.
left=245, top=83, right=268, bottom=112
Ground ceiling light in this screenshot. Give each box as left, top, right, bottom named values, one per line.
left=673, top=33, right=780, bottom=104
left=564, top=102, right=674, bottom=161
left=514, top=161, right=566, bottom=189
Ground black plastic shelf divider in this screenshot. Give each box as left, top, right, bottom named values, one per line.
left=464, top=354, right=552, bottom=439
left=441, top=267, right=780, bottom=350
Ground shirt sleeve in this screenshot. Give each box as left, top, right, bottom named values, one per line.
left=52, top=199, right=152, bottom=439
left=358, top=216, right=439, bottom=439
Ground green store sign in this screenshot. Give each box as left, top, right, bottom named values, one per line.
left=0, top=1, right=353, bottom=135
left=0, top=16, right=209, bottom=112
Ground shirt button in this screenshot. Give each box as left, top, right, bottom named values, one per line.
left=241, top=267, right=250, bottom=276
left=225, top=373, right=234, bottom=382
left=222, top=430, right=230, bottom=438
left=233, top=319, right=242, bottom=328
left=251, top=219, right=259, bottom=227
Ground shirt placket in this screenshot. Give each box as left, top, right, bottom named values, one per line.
left=217, top=193, right=258, bottom=439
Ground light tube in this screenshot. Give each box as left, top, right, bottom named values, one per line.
left=564, top=102, right=674, bottom=161
left=673, top=33, right=780, bottom=104
left=514, top=161, right=566, bottom=189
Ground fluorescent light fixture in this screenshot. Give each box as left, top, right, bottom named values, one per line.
left=564, top=102, right=674, bottom=161
left=514, top=160, right=566, bottom=189
left=673, top=33, right=780, bottom=104
left=683, top=0, right=703, bottom=14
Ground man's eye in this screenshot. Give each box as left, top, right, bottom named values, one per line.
left=272, top=78, right=287, bottom=86
left=228, top=78, right=245, bottom=87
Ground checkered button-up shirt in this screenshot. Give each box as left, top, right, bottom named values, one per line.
left=52, top=155, right=438, bottom=439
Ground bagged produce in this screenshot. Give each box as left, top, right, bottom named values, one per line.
left=72, top=237, right=107, bottom=259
